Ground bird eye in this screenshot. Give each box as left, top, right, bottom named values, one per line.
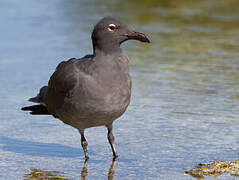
left=108, top=24, right=118, bottom=32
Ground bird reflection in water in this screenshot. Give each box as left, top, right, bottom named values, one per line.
left=23, top=159, right=117, bottom=180
left=23, top=169, right=67, bottom=180
left=81, top=158, right=117, bottom=180
left=107, top=159, right=117, bottom=180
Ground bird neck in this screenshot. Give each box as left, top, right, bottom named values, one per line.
left=92, top=39, right=122, bottom=56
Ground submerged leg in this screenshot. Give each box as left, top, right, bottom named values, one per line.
left=108, top=158, right=117, bottom=180
left=79, top=129, right=89, bottom=159
left=106, top=124, right=118, bottom=158
left=81, top=159, right=88, bottom=180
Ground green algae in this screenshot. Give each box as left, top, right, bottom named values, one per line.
left=185, top=160, right=239, bottom=179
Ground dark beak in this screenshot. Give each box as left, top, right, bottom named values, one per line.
left=126, top=31, right=150, bottom=43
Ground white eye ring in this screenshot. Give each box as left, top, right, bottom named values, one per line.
left=108, top=24, right=117, bottom=32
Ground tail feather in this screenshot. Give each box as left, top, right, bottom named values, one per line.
left=28, top=86, right=48, bottom=104
left=28, top=97, right=40, bottom=103
left=22, top=86, right=49, bottom=115
left=21, top=105, right=50, bottom=115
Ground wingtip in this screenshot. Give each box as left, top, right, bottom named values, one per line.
left=21, top=106, right=28, bottom=111
left=28, top=97, right=38, bottom=103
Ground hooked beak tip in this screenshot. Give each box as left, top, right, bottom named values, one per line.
left=143, top=37, right=150, bottom=43
left=126, top=31, right=150, bottom=43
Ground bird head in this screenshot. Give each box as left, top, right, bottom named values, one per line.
left=92, top=16, right=150, bottom=54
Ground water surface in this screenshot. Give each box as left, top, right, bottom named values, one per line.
left=0, top=0, right=239, bottom=179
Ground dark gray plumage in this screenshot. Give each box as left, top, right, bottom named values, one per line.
left=22, top=16, right=150, bottom=159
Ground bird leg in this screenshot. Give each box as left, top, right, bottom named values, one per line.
left=107, top=124, right=118, bottom=158
left=79, top=129, right=89, bottom=159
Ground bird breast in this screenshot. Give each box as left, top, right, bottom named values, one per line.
left=60, top=56, right=132, bottom=125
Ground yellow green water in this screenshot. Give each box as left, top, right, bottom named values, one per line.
left=0, top=0, right=238, bottom=179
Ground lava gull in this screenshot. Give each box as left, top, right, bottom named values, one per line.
left=22, top=16, right=150, bottom=159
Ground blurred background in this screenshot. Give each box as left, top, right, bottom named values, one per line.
left=0, top=0, right=239, bottom=179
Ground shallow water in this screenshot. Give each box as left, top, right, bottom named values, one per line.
left=0, top=0, right=239, bottom=179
